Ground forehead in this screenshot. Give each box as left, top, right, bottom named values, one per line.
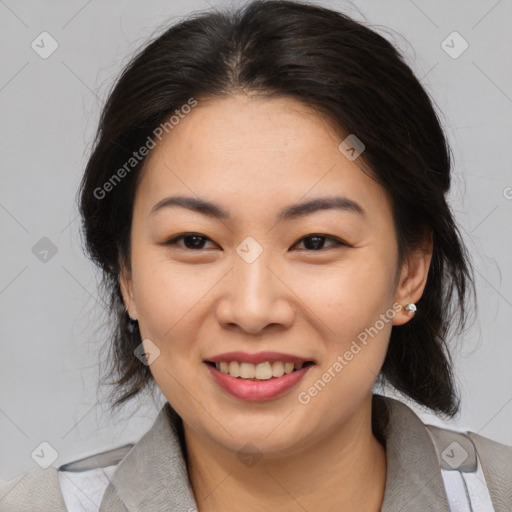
left=135, top=94, right=391, bottom=223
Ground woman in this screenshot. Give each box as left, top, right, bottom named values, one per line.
left=1, top=1, right=510, bottom=510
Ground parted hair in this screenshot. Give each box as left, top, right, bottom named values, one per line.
left=78, top=0, right=475, bottom=417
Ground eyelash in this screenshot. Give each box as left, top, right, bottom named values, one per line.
left=163, top=232, right=348, bottom=252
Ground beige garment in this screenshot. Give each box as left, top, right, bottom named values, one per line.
left=1, top=394, right=511, bottom=511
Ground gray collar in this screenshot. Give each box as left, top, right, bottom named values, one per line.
left=99, top=394, right=450, bottom=511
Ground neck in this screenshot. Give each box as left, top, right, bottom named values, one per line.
left=184, top=393, right=387, bottom=512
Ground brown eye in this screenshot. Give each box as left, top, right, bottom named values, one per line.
left=165, top=233, right=216, bottom=250
left=294, top=234, right=347, bottom=251
left=163, top=233, right=347, bottom=252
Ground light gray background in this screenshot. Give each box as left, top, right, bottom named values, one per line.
left=1, top=0, right=511, bottom=481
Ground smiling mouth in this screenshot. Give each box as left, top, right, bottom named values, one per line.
left=205, top=360, right=315, bottom=380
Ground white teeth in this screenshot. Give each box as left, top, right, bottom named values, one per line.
left=239, top=362, right=255, bottom=379
left=228, top=361, right=240, bottom=378
left=272, top=361, right=284, bottom=378
left=212, top=360, right=309, bottom=379
left=284, top=362, right=294, bottom=374
left=255, top=362, right=273, bottom=380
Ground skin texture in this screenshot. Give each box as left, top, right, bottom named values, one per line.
left=120, top=94, right=433, bottom=511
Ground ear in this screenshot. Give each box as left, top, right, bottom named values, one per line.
left=392, top=230, right=433, bottom=326
left=119, top=263, right=138, bottom=319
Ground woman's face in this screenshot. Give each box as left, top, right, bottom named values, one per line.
left=121, top=94, right=429, bottom=457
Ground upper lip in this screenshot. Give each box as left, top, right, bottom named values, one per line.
left=205, top=351, right=314, bottom=365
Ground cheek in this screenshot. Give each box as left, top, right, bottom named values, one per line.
left=130, top=242, right=199, bottom=334
left=291, top=251, right=398, bottom=392
left=129, top=248, right=224, bottom=396
left=132, top=261, right=208, bottom=412
left=293, top=248, right=398, bottom=329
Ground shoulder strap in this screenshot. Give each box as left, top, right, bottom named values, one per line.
left=426, top=424, right=496, bottom=512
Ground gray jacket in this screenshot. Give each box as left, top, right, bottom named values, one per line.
left=1, top=394, right=511, bottom=511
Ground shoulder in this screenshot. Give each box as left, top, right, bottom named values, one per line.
left=424, top=422, right=512, bottom=510
left=0, top=443, right=133, bottom=512
left=466, top=429, right=512, bottom=510
left=0, top=466, right=65, bottom=512
left=424, top=421, right=512, bottom=473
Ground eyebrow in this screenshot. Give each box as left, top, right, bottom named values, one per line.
left=150, top=195, right=365, bottom=222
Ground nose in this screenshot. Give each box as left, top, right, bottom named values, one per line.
left=214, top=249, right=295, bottom=335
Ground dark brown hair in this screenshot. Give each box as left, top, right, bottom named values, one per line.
left=78, top=0, right=475, bottom=417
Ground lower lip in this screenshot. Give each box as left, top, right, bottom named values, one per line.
left=205, top=363, right=313, bottom=402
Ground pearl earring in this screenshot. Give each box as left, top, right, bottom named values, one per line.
left=404, top=303, right=417, bottom=314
